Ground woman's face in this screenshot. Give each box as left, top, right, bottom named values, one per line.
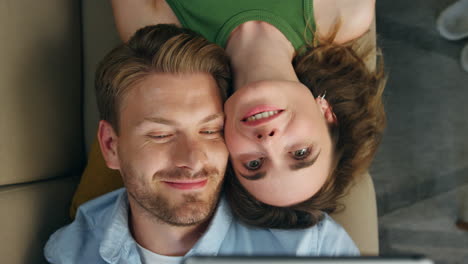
left=224, top=80, right=335, bottom=207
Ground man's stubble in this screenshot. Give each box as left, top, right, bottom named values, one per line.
left=122, top=163, right=224, bottom=226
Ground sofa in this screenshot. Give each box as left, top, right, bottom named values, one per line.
left=0, top=1, right=379, bottom=263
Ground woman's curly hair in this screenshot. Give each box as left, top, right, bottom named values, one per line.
left=225, top=30, right=386, bottom=229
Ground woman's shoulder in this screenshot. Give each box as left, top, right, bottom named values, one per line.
left=313, top=0, right=375, bottom=44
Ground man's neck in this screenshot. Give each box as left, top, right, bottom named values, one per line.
left=128, top=199, right=211, bottom=257
left=225, top=21, right=298, bottom=90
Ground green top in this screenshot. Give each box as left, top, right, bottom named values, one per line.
left=165, top=0, right=315, bottom=51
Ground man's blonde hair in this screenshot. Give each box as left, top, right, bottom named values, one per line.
left=95, top=24, right=231, bottom=132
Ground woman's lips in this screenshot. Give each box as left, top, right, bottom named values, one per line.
left=163, top=179, right=208, bottom=190
left=241, top=110, right=283, bottom=127
left=242, top=105, right=283, bottom=120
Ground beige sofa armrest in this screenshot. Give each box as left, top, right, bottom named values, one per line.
left=330, top=17, right=380, bottom=256
left=0, top=0, right=83, bottom=263
left=331, top=172, right=379, bottom=255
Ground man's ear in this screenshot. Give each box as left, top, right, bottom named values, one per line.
left=315, top=96, right=338, bottom=125
left=97, top=120, right=120, bottom=170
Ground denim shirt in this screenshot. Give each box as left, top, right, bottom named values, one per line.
left=44, top=188, right=359, bottom=264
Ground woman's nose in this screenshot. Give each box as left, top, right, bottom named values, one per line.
left=255, top=129, right=277, bottom=140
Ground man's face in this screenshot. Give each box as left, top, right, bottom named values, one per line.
left=104, top=73, right=228, bottom=226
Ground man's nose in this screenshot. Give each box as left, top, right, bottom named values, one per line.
left=173, top=137, right=207, bottom=172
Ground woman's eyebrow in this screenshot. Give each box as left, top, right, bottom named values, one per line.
left=237, top=149, right=321, bottom=180
left=289, top=150, right=321, bottom=171
left=238, top=171, right=267, bottom=181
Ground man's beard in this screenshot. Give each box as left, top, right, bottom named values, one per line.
left=123, top=166, right=223, bottom=226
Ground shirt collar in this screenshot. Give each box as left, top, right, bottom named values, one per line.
left=187, top=195, right=234, bottom=256
left=99, top=189, right=138, bottom=264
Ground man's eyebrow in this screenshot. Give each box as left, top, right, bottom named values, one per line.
left=238, top=171, right=267, bottom=181
left=141, top=113, right=224, bottom=126
left=143, top=117, right=175, bottom=125
left=199, top=113, right=224, bottom=125
left=289, top=150, right=321, bottom=171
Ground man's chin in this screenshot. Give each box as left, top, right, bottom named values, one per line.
left=129, top=181, right=223, bottom=227
left=165, top=200, right=215, bottom=226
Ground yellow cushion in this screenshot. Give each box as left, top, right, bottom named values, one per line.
left=70, top=138, right=123, bottom=219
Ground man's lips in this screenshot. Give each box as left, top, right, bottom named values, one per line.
left=162, top=179, right=208, bottom=190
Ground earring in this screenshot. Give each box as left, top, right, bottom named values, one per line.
left=320, top=91, right=327, bottom=100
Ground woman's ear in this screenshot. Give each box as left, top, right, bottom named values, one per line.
left=315, top=96, right=338, bottom=125
left=97, top=120, right=121, bottom=170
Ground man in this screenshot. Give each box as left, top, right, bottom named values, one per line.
left=45, top=24, right=357, bottom=264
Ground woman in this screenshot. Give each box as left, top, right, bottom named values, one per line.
left=106, top=0, right=386, bottom=228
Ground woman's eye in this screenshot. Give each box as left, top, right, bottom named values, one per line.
left=244, top=158, right=263, bottom=170
left=292, top=148, right=311, bottom=160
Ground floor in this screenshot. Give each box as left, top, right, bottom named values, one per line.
left=372, top=0, right=468, bottom=263
left=379, top=185, right=468, bottom=264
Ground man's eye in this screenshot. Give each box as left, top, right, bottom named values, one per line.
left=244, top=158, right=264, bottom=170
left=149, top=134, right=172, bottom=139
left=201, top=129, right=223, bottom=135
left=292, top=147, right=311, bottom=160
left=201, top=130, right=217, bottom=134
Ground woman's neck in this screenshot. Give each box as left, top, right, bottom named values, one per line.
left=225, top=21, right=298, bottom=90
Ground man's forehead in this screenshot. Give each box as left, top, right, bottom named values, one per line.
left=144, top=72, right=218, bottom=90
left=118, top=72, right=224, bottom=127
